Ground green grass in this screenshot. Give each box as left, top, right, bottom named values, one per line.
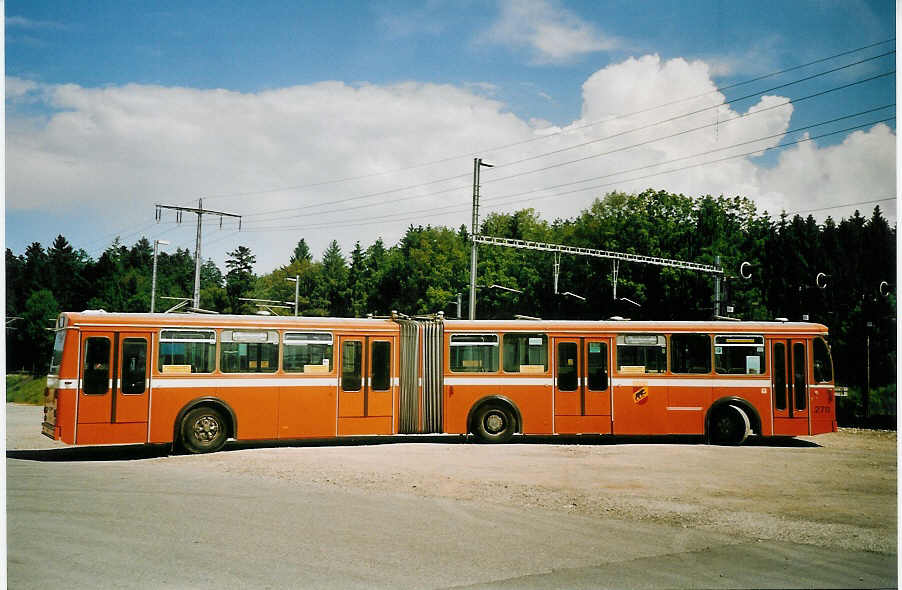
left=6, top=374, right=46, bottom=405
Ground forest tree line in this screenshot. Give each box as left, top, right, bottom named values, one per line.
left=7, top=190, right=896, bottom=417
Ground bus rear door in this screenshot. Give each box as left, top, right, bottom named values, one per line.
left=77, top=331, right=151, bottom=444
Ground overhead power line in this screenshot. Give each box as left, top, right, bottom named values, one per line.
left=784, top=197, right=896, bottom=217
left=242, top=71, right=894, bottom=227
left=73, top=40, right=894, bottom=251
left=199, top=41, right=894, bottom=204
left=241, top=112, right=895, bottom=233
left=239, top=63, right=893, bottom=225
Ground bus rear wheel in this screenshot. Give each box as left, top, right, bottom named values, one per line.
left=181, top=406, right=228, bottom=454
left=709, top=405, right=750, bottom=445
left=472, top=403, right=516, bottom=443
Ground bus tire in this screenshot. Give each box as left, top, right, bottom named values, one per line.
left=709, top=404, right=750, bottom=446
left=472, top=403, right=516, bottom=443
left=180, top=406, right=228, bottom=454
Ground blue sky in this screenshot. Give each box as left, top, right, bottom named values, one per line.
left=5, top=0, right=897, bottom=272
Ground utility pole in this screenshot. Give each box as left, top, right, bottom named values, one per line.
left=714, top=255, right=721, bottom=317
left=150, top=239, right=170, bottom=313
left=156, top=199, right=241, bottom=309
left=468, top=158, right=493, bottom=320
left=286, top=275, right=299, bottom=316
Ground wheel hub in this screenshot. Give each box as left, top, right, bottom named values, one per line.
left=193, top=415, right=220, bottom=442
left=484, top=412, right=505, bottom=434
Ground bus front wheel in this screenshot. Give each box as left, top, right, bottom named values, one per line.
left=181, top=406, right=228, bottom=454
left=472, top=403, right=516, bottom=443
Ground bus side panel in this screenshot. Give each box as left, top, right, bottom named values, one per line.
left=219, top=382, right=278, bottom=440
left=444, top=382, right=554, bottom=435
left=149, top=384, right=205, bottom=443
left=665, top=382, right=710, bottom=434
left=501, top=383, right=552, bottom=435
left=278, top=383, right=337, bottom=439
left=612, top=382, right=667, bottom=435
left=443, top=385, right=483, bottom=434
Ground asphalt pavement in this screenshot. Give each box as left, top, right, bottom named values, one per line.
left=6, top=404, right=897, bottom=589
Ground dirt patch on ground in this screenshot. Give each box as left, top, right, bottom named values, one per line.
left=164, top=429, right=896, bottom=555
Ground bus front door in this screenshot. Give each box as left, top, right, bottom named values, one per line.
left=76, top=331, right=151, bottom=444
left=553, top=337, right=612, bottom=434
left=337, top=336, right=394, bottom=435
left=772, top=339, right=810, bottom=435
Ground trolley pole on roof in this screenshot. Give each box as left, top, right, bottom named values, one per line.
left=155, top=199, right=242, bottom=310
left=469, top=158, right=493, bottom=320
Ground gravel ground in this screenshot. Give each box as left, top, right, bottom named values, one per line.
left=9, top=404, right=896, bottom=556
left=178, top=430, right=897, bottom=555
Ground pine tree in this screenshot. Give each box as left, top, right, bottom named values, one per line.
left=291, top=238, right=312, bottom=264
left=225, top=246, right=256, bottom=314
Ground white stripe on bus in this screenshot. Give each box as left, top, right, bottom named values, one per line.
left=56, top=375, right=775, bottom=390
left=610, top=378, right=771, bottom=388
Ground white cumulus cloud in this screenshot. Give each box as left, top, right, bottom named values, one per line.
left=5, top=55, right=894, bottom=273
left=482, top=0, right=617, bottom=64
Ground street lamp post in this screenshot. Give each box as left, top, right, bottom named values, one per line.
left=286, top=276, right=299, bottom=316
left=150, top=239, right=170, bottom=313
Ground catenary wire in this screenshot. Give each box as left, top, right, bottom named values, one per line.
left=242, top=73, right=894, bottom=226
left=238, top=59, right=894, bottom=223
left=242, top=114, right=895, bottom=233
left=196, top=39, right=894, bottom=203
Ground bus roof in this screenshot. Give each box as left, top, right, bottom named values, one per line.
left=61, top=311, right=398, bottom=331
left=443, top=319, right=828, bottom=334
left=60, top=311, right=828, bottom=335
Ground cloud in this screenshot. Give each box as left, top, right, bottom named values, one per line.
left=464, top=81, right=500, bottom=97
left=6, top=16, right=69, bottom=30
left=375, top=1, right=447, bottom=39
left=6, top=55, right=894, bottom=272
left=5, top=76, right=41, bottom=101
left=757, top=124, right=896, bottom=218
left=481, top=0, right=617, bottom=64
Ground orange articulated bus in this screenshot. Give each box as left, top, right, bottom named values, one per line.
left=42, top=311, right=837, bottom=453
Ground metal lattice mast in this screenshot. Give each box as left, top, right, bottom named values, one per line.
left=155, top=199, right=242, bottom=309
left=470, top=234, right=723, bottom=311
left=472, top=234, right=723, bottom=274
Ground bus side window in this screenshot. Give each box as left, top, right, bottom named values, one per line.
left=159, top=330, right=216, bottom=373
left=670, top=334, right=711, bottom=374
left=83, top=337, right=111, bottom=395
left=502, top=333, right=547, bottom=373
left=714, top=335, right=765, bottom=375
left=449, top=334, right=499, bottom=373
left=616, top=334, right=666, bottom=374
left=283, top=332, right=333, bottom=373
